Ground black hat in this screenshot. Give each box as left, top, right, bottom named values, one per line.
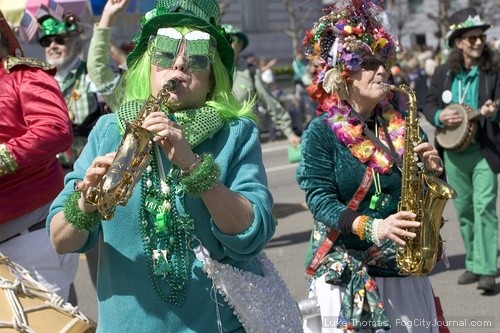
left=446, top=7, right=491, bottom=47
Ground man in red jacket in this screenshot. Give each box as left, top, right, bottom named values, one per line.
left=0, top=10, right=78, bottom=302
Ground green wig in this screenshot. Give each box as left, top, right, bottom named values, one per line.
left=118, top=41, right=255, bottom=123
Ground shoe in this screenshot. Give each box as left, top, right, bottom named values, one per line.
left=457, top=271, right=479, bottom=284
left=477, top=275, right=496, bottom=293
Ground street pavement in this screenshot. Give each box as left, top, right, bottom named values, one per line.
left=71, top=114, right=499, bottom=332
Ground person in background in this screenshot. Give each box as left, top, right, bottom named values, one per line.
left=296, top=1, right=447, bottom=332
left=46, top=0, right=276, bottom=331
left=86, top=0, right=131, bottom=111
left=422, top=7, right=499, bottom=293
left=38, top=10, right=104, bottom=169
left=293, top=48, right=317, bottom=127
left=260, top=56, right=278, bottom=87
left=223, top=24, right=301, bottom=146
left=0, top=9, right=78, bottom=302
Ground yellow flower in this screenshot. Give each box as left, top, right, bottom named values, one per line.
left=372, top=38, right=388, bottom=52
left=352, top=140, right=374, bottom=162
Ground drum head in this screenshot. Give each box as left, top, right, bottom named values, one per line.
left=0, top=256, right=96, bottom=333
left=435, top=104, right=476, bottom=151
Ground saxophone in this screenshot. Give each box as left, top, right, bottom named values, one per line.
left=86, top=79, right=178, bottom=220
left=386, top=84, right=457, bottom=276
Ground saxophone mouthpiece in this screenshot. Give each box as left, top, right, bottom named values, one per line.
left=164, top=79, right=179, bottom=91
left=381, top=82, right=394, bottom=92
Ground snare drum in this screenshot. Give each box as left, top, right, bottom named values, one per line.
left=0, top=255, right=96, bottom=333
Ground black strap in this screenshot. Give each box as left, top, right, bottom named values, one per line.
left=377, top=113, right=403, bottom=170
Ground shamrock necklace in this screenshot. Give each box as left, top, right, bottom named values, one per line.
left=140, top=145, right=194, bottom=306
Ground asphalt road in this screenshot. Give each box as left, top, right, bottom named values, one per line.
left=72, top=115, right=499, bottom=332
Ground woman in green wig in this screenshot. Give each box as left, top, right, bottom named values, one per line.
left=46, top=1, right=284, bottom=331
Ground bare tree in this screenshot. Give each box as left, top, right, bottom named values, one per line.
left=426, top=0, right=450, bottom=48
left=281, top=0, right=314, bottom=53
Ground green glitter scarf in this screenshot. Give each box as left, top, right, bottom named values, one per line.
left=115, top=100, right=224, bottom=148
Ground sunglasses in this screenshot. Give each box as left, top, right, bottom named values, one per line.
left=361, top=58, right=387, bottom=71
left=463, top=34, right=486, bottom=44
left=149, top=29, right=215, bottom=72
left=151, top=51, right=212, bottom=71
left=40, top=36, right=67, bottom=48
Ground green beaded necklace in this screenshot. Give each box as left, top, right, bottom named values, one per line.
left=116, top=102, right=225, bottom=305
left=140, top=145, right=194, bottom=306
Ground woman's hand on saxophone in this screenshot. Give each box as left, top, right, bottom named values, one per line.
left=142, top=111, right=198, bottom=171
left=377, top=211, right=420, bottom=246
left=352, top=212, right=420, bottom=246
left=75, top=152, right=116, bottom=212
left=414, top=142, right=443, bottom=174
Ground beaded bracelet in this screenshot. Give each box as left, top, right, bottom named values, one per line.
left=180, top=153, right=221, bottom=196
left=63, top=191, right=101, bottom=232
left=356, top=215, right=369, bottom=241
left=371, top=218, right=383, bottom=246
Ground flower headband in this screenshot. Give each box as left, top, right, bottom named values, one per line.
left=302, top=2, right=398, bottom=74
left=449, top=15, right=488, bottom=32
left=301, top=0, right=399, bottom=103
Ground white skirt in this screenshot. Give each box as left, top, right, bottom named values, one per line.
left=303, top=273, right=439, bottom=333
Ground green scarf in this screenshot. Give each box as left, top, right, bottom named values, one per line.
left=115, top=100, right=224, bottom=148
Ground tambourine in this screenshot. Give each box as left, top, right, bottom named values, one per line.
left=435, top=103, right=477, bottom=152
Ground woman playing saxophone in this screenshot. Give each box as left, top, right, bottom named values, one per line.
left=45, top=0, right=276, bottom=331
left=296, top=1, right=447, bottom=332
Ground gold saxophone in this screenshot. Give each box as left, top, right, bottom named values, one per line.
left=86, top=79, right=178, bottom=220
left=385, top=84, right=457, bottom=276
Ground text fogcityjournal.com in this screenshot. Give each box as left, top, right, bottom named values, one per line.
left=322, top=316, right=495, bottom=329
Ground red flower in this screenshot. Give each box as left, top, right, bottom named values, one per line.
left=365, top=278, right=377, bottom=292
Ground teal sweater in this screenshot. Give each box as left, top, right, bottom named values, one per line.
left=47, top=114, right=275, bottom=332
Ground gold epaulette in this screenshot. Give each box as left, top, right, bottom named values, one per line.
left=3, top=56, right=55, bottom=74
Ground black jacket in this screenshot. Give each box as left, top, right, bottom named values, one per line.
left=422, top=63, right=500, bottom=173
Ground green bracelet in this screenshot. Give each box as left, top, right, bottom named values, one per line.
left=0, top=144, right=17, bottom=177
left=63, top=191, right=101, bottom=232
left=180, top=153, right=221, bottom=195
left=363, top=217, right=374, bottom=242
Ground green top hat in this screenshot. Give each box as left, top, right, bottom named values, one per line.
left=221, top=24, right=248, bottom=50
left=37, top=12, right=82, bottom=43
left=127, top=0, right=234, bottom=76
left=446, top=7, right=491, bottom=47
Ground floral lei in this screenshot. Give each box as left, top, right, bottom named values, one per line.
left=324, top=99, right=405, bottom=174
